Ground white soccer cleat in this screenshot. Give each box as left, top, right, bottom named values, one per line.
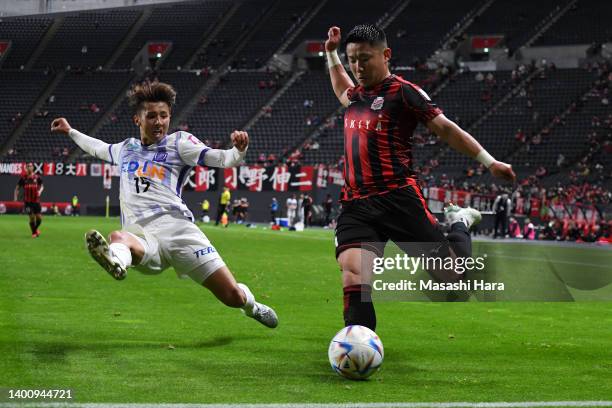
left=444, top=203, right=482, bottom=230
left=238, top=283, right=278, bottom=328
left=85, top=230, right=127, bottom=280
left=246, top=302, right=279, bottom=329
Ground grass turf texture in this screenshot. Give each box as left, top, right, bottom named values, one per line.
left=0, top=215, right=611, bottom=403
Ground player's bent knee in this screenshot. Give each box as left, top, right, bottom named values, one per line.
left=108, top=230, right=128, bottom=243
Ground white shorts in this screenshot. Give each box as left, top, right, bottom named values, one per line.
left=123, top=214, right=225, bottom=284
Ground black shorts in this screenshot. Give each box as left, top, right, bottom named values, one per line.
left=335, top=185, right=448, bottom=258
left=24, top=202, right=42, bottom=215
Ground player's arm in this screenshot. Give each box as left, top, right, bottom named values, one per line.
left=38, top=179, right=44, bottom=197
left=178, top=131, right=248, bottom=168
left=326, top=26, right=354, bottom=108
left=51, top=118, right=115, bottom=163
left=427, top=114, right=516, bottom=183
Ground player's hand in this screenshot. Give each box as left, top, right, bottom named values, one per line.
left=325, top=26, right=341, bottom=52
left=489, top=161, right=516, bottom=183
left=231, top=130, right=249, bottom=152
left=51, top=118, right=72, bottom=135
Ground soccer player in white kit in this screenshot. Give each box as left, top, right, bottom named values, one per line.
left=50, top=81, right=278, bottom=328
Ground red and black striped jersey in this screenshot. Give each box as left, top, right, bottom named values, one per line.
left=18, top=174, right=43, bottom=203
left=341, top=74, right=442, bottom=201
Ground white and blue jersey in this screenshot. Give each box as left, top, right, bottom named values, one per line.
left=68, top=128, right=244, bottom=226
left=103, top=131, right=241, bottom=226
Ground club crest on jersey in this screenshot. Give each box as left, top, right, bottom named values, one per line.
left=153, top=151, right=168, bottom=162
left=371, top=96, right=384, bottom=111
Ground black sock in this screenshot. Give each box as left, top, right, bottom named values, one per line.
left=35, top=218, right=41, bottom=230
left=448, top=221, right=472, bottom=258
left=343, top=284, right=376, bottom=331
left=29, top=221, right=36, bottom=234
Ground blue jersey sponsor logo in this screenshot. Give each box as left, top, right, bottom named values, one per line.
left=194, top=247, right=216, bottom=258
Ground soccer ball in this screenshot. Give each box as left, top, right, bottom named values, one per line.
left=328, top=325, right=384, bottom=380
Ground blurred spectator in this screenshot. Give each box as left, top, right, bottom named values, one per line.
left=523, top=218, right=536, bottom=240
left=493, top=192, right=511, bottom=238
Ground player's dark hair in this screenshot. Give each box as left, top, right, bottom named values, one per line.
left=345, top=24, right=387, bottom=48
left=128, top=81, right=176, bottom=114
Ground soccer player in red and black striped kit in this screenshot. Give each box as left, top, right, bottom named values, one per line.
left=14, top=163, right=44, bottom=238
left=326, top=24, right=516, bottom=330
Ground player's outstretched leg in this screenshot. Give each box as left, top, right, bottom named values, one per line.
left=202, top=266, right=278, bottom=328
left=85, top=230, right=128, bottom=280
left=444, top=203, right=482, bottom=258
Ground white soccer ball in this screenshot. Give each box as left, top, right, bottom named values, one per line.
left=328, top=325, right=384, bottom=380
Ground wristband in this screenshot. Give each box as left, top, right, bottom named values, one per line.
left=476, top=149, right=495, bottom=168
left=326, top=50, right=342, bottom=69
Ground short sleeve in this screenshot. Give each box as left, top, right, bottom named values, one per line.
left=400, top=82, right=443, bottom=123
left=37, top=176, right=43, bottom=186
left=177, top=132, right=210, bottom=167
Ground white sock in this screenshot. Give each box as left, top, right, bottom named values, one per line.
left=237, top=283, right=256, bottom=315
left=109, top=242, right=132, bottom=268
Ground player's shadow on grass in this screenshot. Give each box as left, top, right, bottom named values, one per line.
left=27, top=336, right=236, bottom=363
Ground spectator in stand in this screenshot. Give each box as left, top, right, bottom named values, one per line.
left=257, top=153, right=266, bottom=165
left=535, top=166, right=547, bottom=178
left=266, top=153, right=276, bottom=166
left=508, top=217, right=522, bottom=238
left=523, top=218, right=536, bottom=240
left=515, top=128, right=526, bottom=143
left=557, top=154, right=565, bottom=167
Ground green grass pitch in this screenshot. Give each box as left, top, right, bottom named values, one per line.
left=0, top=214, right=611, bottom=404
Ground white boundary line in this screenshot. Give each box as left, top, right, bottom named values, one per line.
left=1, top=402, right=611, bottom=408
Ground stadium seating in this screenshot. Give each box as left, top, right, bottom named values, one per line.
left=285, top=0, right=398, bottom=54
left=185, top=71, right=281, bottom=148
left=246, top=70, right=339, bottom=163
left=12, top=71, right=133, bottom=161
left=443, top=67, right=598, bottom=168
left=534, top=0, right=612, bottom=46
left=112, top=0, right=231, bottom=70
left=465, top=0, right=560, bottom=52
left=197, top=0, right=275, bottom=69
left=232, top=0, right=319, bottom=69
left=0, top=17, right=52, bottom=68
left=34, top=10, right=141, bottom=69
left=385, top=0, right=481, bottom=66
left=0, top=71, right=54, bottom=150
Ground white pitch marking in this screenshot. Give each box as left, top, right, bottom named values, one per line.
left=2, top=401, right=612, bottom=408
